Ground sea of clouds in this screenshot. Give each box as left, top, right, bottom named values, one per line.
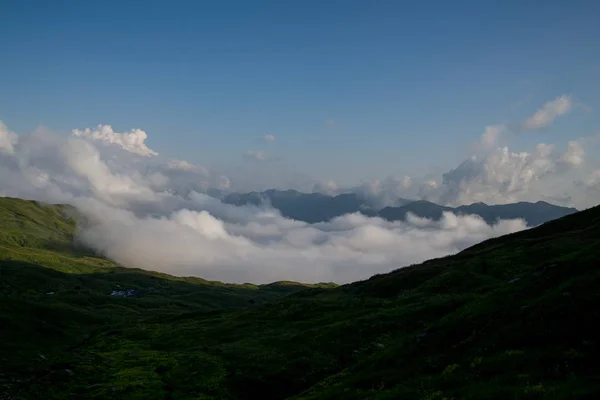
left=4, top=93, right=600, bottom=285
left=0, top=121, right=539, bottom=284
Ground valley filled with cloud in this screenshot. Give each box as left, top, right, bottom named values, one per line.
left=0, top=94, right=598, bottom=283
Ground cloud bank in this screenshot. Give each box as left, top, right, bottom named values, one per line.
left=72, top=124, right=158, bottom=157
left=0, top=94, right=594, bottom=283
left=0, top=121, right=531, bottom=284
left=0, top=121, right=18, bottom=154
left=76, top=197, right=526, bottom=284
left=320, top=138, right=593, bottom=210
left=319, top=95, right=596, bottom=210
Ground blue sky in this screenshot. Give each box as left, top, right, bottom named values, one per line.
left=1, top=0, right=599, bottom=186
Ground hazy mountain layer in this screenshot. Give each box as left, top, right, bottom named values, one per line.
left=221, top=189, right=578, bottom=226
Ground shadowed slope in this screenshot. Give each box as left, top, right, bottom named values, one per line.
left=1, top=197, right=599, bottom=399
left=0, top=197, right=334, bottom=399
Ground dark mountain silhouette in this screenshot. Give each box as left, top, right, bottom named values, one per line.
left=379, top=200, right=454, bottom=221
left=221, top=189, right=578, bottom=226
left=222, top=189, right=379, bottom=223
left=380, top=200, right=578, bottom=227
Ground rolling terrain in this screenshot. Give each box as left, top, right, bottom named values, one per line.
left=1, top=196, right=599, bottom=399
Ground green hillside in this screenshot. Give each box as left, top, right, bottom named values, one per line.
left=0, top=197, right=334, bottom=398
left=1, top=197, right=600, bottom=399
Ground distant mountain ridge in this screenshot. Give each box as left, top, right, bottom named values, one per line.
left=222, top=189, right=381, bottom=223
left=379, top=199, right=579, bottom=227
left=220, top=189, right=578, bottom=226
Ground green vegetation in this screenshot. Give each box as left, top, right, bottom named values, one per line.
left=1, top=196, right=600, bottom=399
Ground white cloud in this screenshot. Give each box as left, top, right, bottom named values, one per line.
left=476, top=95, right=576, bottom=151
left=479, top=125, right=505, bottom=150
left=559, top=140, right=584, bottom=167
left=313, top=130, right=597, bottom=210
left=262, top=134, right=276, bottom=142
left=312, top=180, right=339, bottom=195
left=576, top=169, right=600, bottom=192
left=0, top=123, right=228, bottom=206
left=309, top=133, right=596, bottom=211
left=72, top=124, right=158, bottom=157
left=2, top=114, right=599, bottom=284
left=585, top=170, right=600, bottom=187
left=353, top=176, right=414, bottom=207
left=243, top=150, right=267, bottom=161
left=521, top=95, right=574, bottom=130
left=167, top=159, right=210, bottom=176
left=63, top=138, right=157, bottom=206
left=0, top=121, right=18, bottom=154
left=429, top=140, right=589, bottom=207
left=0, top=120, right=532, bottom=284
left=75, top=198, right=527, bottom=284
left=573, top=170, right=600, bottom=210
left=311, top=176, right=416, bottom=209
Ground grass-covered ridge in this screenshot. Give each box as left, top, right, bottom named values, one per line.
left=1, top=196, right=600, bottom=399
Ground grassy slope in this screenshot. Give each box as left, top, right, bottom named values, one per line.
left=2, top=197, right=600, bottom=399
left=0, top=197, right=332, bottom=399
